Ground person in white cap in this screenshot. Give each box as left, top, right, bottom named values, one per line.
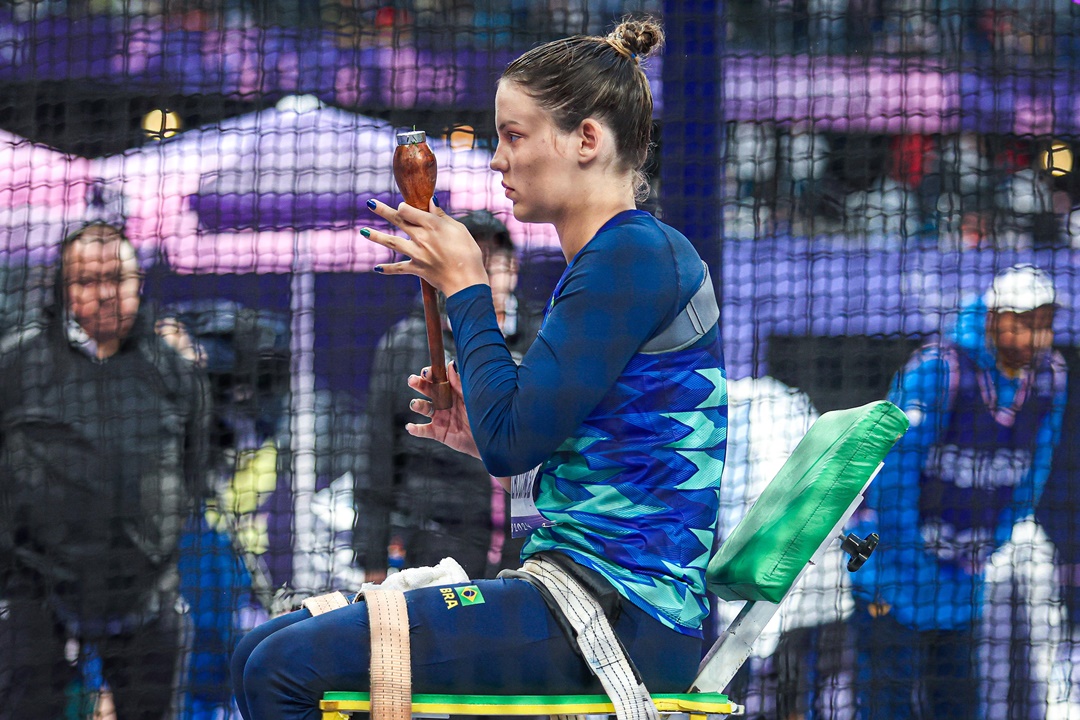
left=848, top=264, right=1068, bottom=720
left=982, top=264, right=1059, bottom=376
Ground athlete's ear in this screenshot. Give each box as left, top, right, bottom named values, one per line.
left=577, top=118, right=604, bottom=163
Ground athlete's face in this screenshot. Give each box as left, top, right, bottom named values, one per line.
left=490, top=81, right=577, bottom=225
left=64, top=226, right=142, bottom=347
left=987, top=305, right=1055, bottom=373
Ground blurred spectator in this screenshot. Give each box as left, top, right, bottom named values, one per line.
left=783, top=128, right=831, bottom=210
left=933, top=133, right=995, bottom=249
left=373, top=4, right=412, bottom=47
left=469, top=0, right=514, bottom=48
left=154, top=298, right=371, bottom=715
left=726, top=122, right=778, bottom=238
left=1034, top=350, right=1080, bottom=719
left=836, top=133, right=935, bottom=245
left=846, top=0, right=883, bottom=53
left=995, top=167, right=1057, bottom=249
left=0, top=221, right=213, bottom=719
left=807, top=0, right=848, bottom=53
left=879, top=0, right=944, bottom=54
left=938, top=205, right=994, bottom=251
left=848, top=264, right=1067, bottom=720
left=536, top=0, right=660, bottom=36
left=730, top=122, right=779, bottom=197
left=980, top=517, right=1065, bottom=720
left=1067, top=206, right=1080, bottom=248
left=977, top=0, right=1057, bottom=60
left=843, top=176, right=922, bottom=247
left=888, top=135, right=933, bottom=189
left=726, top=0, right=774, bottom=49
left=980, top=344, right=1080, bottom=720
left=357, top=210, right=542, bottom=582
left=942, top=133, right=992, bottom=201
left=168, top=300, right=368, bottom=598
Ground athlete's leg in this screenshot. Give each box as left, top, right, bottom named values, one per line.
left=239, top=579, right=583, bottom=720
left=231, top=609, right=312, bottom=720
left=237, top=576, right=702, bottom=720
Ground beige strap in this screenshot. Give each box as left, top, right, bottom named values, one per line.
left=366, top=588, right=412, bottom=720
left=301, top=591, right=350, bottom=617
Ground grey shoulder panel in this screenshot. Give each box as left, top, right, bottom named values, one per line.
left=640, top=262, right=719, bottom=355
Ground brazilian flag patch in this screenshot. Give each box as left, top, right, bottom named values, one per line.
left=455, top=585, right=485, bottom=606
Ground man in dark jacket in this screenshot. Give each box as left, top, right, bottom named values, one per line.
left=0, top=221, right=212, bottom=719
left=358, top=210, right=541, bottom=581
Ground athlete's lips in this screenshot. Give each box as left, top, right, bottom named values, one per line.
left=501, top=182, right=515, bottom=200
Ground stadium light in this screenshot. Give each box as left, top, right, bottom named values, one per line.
left=448, top=125, right=475, bottom=151
left=142, top=109, right=182, bottom=140
left=1041, top=140, right=1073, bottom=177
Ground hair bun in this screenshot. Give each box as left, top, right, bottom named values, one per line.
left=607, top=17, right=664, bottom=61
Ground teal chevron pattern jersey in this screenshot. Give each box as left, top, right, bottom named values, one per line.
left=521, top=339, right=727, bottom=636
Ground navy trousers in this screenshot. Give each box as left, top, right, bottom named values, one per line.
left=232, top=577, right=702, bottom=720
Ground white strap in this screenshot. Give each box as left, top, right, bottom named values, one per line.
left=519, top=557, right=659, bottom=720
left=301, top=591, right=350, bottom=616
left=366, top=588, right=412, bottom=720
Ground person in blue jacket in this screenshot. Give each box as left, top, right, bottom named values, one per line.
left=849, top=264, right=1068, bottom=720
left=230, top=17, right=727, bottom=720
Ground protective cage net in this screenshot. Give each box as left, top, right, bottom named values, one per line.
left=722, top=2, right=1080, bottom=719
left=0, top=0, right=1079, bottom=718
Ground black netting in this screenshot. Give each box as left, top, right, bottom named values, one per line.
left=1, top=0, right=1079, bottom=717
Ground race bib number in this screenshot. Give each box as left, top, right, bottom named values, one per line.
left=510, top=465, right=556, bottom=538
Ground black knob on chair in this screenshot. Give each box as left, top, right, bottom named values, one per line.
left=841, top=532, right=879, bottom=572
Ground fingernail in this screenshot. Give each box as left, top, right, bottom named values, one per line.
left=421, top=369, right=429, bottom=379
left=373, top=265, right=384, bottom=274
left=432, top=194, right=440, bottom=208
left=366, top=199, right=377, bottom=210
left=360, top=227, right=371, bottom=238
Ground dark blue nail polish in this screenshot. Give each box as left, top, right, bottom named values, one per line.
left=366, top=199, right=377, bottom=210
left=372, top=265, right=384, bottom=274
left=432, top=194, right=440, bottom=208
left=421, top=369, right=429, bottom=379
left=360, top=227, right=371, bottom=238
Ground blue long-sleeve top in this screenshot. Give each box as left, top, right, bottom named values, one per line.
left=850, top=297, right=1067, bottom=631
left=444, top=209, right=711, bottom=478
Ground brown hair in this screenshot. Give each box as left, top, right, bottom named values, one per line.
left=502, top=17, right=664, bottom=201
left=61, top=221, right=129, bottom=251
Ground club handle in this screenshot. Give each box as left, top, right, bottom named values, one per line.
left=420, top=278, right=453, bottom=410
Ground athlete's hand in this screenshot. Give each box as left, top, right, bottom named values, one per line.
left=363, top=198, right=489, bottom=298
left=405, top=361, right=481, bottom=459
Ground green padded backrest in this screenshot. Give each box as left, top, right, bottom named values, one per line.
left=707, top=400, right=909, bottom=603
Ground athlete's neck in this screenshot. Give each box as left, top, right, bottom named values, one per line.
left=556, top=202, right=637, bottom=263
